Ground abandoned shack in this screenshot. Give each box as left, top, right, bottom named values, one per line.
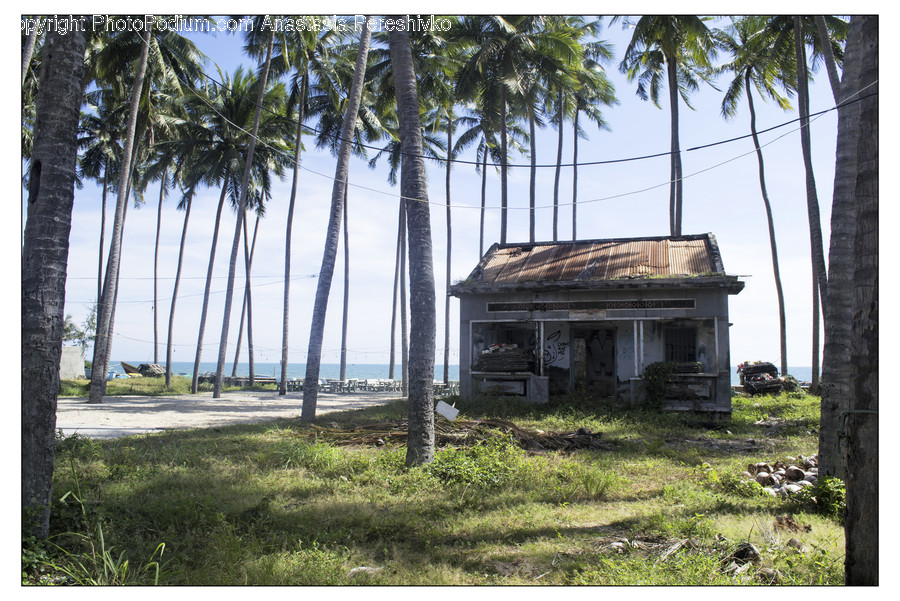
left=448, top=233, right=745, bottom=416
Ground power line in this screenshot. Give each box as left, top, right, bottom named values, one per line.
left=171, top=61, right=878, bottom=215
left=190, top=66, right=875, bottom=169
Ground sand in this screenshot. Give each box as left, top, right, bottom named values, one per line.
left=55, top=390, right=401, bottom=439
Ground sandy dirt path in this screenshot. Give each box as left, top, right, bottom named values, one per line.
left=55, top=390, right=402, bottom=439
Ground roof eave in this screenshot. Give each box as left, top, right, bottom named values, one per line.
left=450, top=275, right=745, bottom=297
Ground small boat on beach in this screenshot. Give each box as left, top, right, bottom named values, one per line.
left=121, top=361, right=141, bottom=375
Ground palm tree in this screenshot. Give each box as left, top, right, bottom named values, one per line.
left=230, top=205, right=262, bottom=379
left=181, top=67, right=291, bottom=392
left=570, top=57, right=616, bottom=239
left=453, top=110, right=523, bottom=253
left=84, top=26, right=205, bottom=398
left=388, top=24, right=438, bottom=466
left=22, top=26, right=88, bottom=538
left=88, top=30, right=150, bottom=404
left=261, top=27, right=340, bottom=395
left=77, top=95, right=124, bottom=308
left=302, top=17, right=375, bottom=422
left=618, top=16, right=718, bottom=237
left=716, top=16, right=796, bottom=378
left=825, top=15, right=877, bottom=585
left=456, top=16, right=581, bottom=244
left=212, top=29, right=277, bottom=398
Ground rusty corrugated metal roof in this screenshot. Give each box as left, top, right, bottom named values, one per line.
left=474, top=234, right=721, bottom=285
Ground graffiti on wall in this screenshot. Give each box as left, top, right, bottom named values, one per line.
left=543, top=330, right=570, bottom=366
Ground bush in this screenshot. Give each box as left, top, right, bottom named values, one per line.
left=790, top=476, right=846, bottom=522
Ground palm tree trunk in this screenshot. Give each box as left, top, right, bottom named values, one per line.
left=842, top=21, right=878, bottom=585
left=101, top=195, right=131, bottom=386
left=22, top=26, right=87, bottom=539
left=819, top=16, right=867, bottom=480
left=389, top=198, right=402, bottom=380
left=165, top=198, right=193, bottom=387
left=212, top=31, right=274, bottom=398
left=389, top=24, right=437, bottom=466
left=21, top=18, right=40, bottom=86
left=814, top=16, right=843, bottom=103
left=302, top=17, right=373, bottom=420
left=480, top=147, right=487, bottom=257
left=444, top=118, right=453, bottom=384
left=529, top=114, right=536, bottom=243
left=232, top=210, right=259, bottom=381
left=666, top=55, right=683, bottom=237
left=191, top=181, right=229, bottom=393
left=746, top=78, right=788, bottom=378
left=97, top=161, right=108, bottom=306
left=794, top=17, right=829, bottom=393
left=89, top=29, right=150, bottom=404
left=244, top=210, right=257, bottom=385
left=400, top=197, right=409, bottom=396
left=499, top=86, right=508, bottom=245
left=340, top=185, right=350, bottom=381
left=553, top=90, right=563, bottom=242
left=572, top=110, right=579, bottom=241
left=280, top=74, right=307, bottom=395
left=844, top=21, right=879, bottom=586
left=153, top=172, right=165, bottom=364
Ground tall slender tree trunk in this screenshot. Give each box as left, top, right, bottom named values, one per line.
left=572, top=110, right=579, bottom=241
left=191, top=182, right=228, bottom=393
left=499, top=87, right=508, bottom=245
left=340, top=185, right=350, bottom=381
left=666, top=55, right=683, bottom=237
left=302, top=17, right=373, bottom=420
left=819, top=16, right=862, bottom=481
left=794, top=16, right=829, bottom=394
left=444, top=118, right=453, bottom=384
left=231, top=210, right=259, bottom=381
left=280, top=75, right=307, bottom=395
left=89, top=29, right=150, bottom=404
left=389, top=24, right=437, bottom=466
left=213, top=31, right=274, bottom=398
left=244, top=210, right=256, bottom=384
left=97, top=160, right=108, bottom=306
left=21, top=17, right=40, bottom=86
left=479, top=148, right=487, bottom=257
left=165, top=198, right=193, bottom=387
left=553, top=90, right=563, bottom=242
left=388, top=198, right=403, bottom=380
left=746, top=79, right=788, bottom=378
left=528, top=114, right=536, bottom=243
left=101, top=197, right=130, bottom=384
left=22, top=26, right=87, bottom=539
left=153, top=173, right=166, bottom=364
left=400, top=198, right=409, bottom=396
left=837, top=16, right=878, bottom=585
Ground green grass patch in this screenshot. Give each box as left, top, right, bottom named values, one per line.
left=59, top=375, right=276, bottom=397
left=24, top=392, right=845, bottom=586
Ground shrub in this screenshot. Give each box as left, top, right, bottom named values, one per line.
left=789, top=476, right=846, bottom=522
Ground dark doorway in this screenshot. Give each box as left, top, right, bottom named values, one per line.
left=572, top=325, right=616, bottom=397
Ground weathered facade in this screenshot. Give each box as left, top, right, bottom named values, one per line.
left=449, top=234, right=744, bottom=416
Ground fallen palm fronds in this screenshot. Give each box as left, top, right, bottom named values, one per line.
left=302, top=418, right=613, bottom=452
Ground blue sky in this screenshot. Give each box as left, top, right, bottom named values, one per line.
left=15, top=7, right=891, bottom=378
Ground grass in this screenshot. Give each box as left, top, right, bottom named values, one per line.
left=59, top=375, right=276, bottom=397
left=23, top=390, right=845, bottom=586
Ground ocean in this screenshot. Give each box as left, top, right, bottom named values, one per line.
left=114, top=361, right=459, bottom=382
left=113, top=360, right=812, bottom=386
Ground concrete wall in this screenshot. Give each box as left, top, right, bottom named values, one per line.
left=60, top=346, right=85, bottom=380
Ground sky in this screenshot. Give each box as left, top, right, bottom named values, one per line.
left=15, top=5, right=893, bottom=378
